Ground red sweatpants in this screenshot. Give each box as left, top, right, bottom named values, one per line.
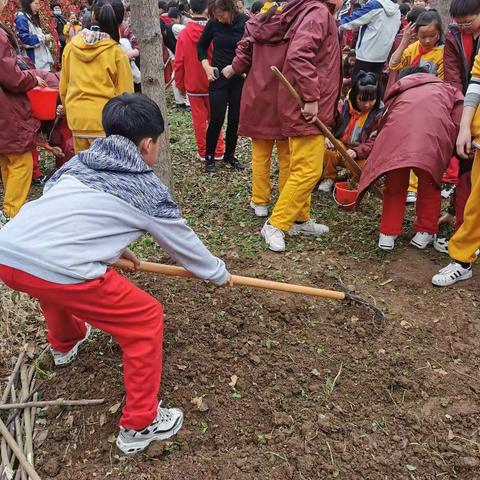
left=455, top=171, right=472, bottom=232
left=0, top=265, right=163, bottom=430
left=188, top=94, right=224, bottom=158
left=380, top=168, right=441, bottom=235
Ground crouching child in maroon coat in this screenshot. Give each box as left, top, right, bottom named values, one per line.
left=356, top=66, right=464, bottom=252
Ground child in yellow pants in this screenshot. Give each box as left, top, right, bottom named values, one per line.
left=0, top=151, right=33, bottom=221
left=432, top=53, right=480, bottom=286
left=317, top=72, right=383, bottom=193
left=250, top=139, right=290, bottom=217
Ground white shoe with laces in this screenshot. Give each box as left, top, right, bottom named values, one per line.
left=0, top=212, right=10, bottom=228
left=116, top=403, right=184, bottom=455
left=378, top=233, right=397, bottom=251
left=406, top=192, right=417, bottom=204
left=410, top=232, right=434, bottom=250
left=432, top=262, right=473, bottom=287
left=250, top=201, right=269, bottom=218
left=317, top=178, right=335, bottom=193
left=50, top=324, right=91, bottom=367
left=433, top=236, right=449, bottom=255
left=261, top=221, right=285, bottom=252
left=288, top=219, right=329, bottom=236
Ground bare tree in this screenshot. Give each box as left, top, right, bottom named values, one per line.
left=129, top=0, right=173, bottom=191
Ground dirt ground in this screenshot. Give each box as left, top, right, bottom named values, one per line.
left=1, top=107, right=480, bottom=480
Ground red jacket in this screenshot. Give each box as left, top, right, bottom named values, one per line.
left=278, top=0, right=342, bottom=137
left=232, top=12, right=288, bottom=140
left=357, top=74, right=464, bottom=203
left=0, top=25, right=39, bottom=155
left=174, top=19, right=211, bottom=94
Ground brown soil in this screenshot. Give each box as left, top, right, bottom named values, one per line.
left=28, top=244, right=480, bottom=480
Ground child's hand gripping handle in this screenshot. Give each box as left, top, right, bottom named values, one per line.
left=114, top=259, right=346, bottom=300
left=270, top=66, right=383, bottom=199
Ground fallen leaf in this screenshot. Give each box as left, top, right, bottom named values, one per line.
left=65, top=414, right=74, bottom=427
left=107, top=434, right=116, bottom=444
left=176, top=364, right=187, bottom=371
left=405, top=464, right=416, bottom=472
left=109, top=402, right=121, bottom=414
left=311, top=369, right=321, bottom=377
left=99, top=413, right=107, bottom=427
left=34, top=429, right=49, bottom=448
left=191, top=396, right=210, bottom=412
left=448, top=429, right=454, bottom=440
left=228, top=375, right=238, bottom=388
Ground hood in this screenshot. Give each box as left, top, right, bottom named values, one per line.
left=183, top=19, right=208, bottom=43
left=377, top=0, right=399, bottom=17
left=384, top=73, right=443, bottom=103
left=249, top=0, right=323, bottom=44
left=77, top=135, right=152, bottom=174
left=69, top=29, right=117, bottom=63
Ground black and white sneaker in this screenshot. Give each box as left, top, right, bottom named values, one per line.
left=432, top=262, right=473, bottom=287
left=116, top=403, right=184, bottom=454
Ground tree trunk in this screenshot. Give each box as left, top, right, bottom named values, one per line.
left=129, top=0, right=173, bottom=191
left=430, top=0, right=451, bottom=29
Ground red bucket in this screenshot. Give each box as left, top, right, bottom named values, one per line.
left=27, top=87, right=59, bottom=121
left=333, top=181, right=358, bottom=210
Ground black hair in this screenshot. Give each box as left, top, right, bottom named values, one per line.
left=406, top=7, right=425, bottom=24
left=399, top=3, right=410, bottom=15
left=168, top=6, right=180, bottom=18
left=398, top=65, right=429, bottom=78
left=50, top=1, right=61, bottom=9
left=402, top=0, right=412, bottom=3
left=158, top=1, right=168, bottom=11
left=21, top=0, right=41, bottom=27
left=167, top=1, right=179, bottom=7
left=450, top=0, right=480, bottom=18
left=190, top=0, right=208, bottom=14
left=212, top=0, right=239, bottom=16
left=343, top=49, right=356, bottom=69
left=92, top=0, right=125, bottom=42
left=350, top=71, right=382, bottom=111
left=250, top=1, right=264, bottom=14
left=259, top=3, right=278, bottom=23
left=103, top=94, right=165, bottom=145
left=415, top=10, right=443, bottom=37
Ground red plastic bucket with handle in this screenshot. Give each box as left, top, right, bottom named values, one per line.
left=333, top=181, right=358, bottom=210
left=27, top=87, right=59, bottom=121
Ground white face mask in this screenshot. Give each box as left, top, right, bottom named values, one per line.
left=54, top=7, right=62, bottom=15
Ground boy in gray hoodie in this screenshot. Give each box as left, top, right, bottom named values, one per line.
left=0, top=93, right=231, bottom=454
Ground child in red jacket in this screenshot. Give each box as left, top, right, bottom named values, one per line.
left=174, top=0, right=224, bottom=161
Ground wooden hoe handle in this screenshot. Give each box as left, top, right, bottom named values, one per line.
left=270, top=66, right=382, bottom=199
left=114, top=259, right=346, bottom=301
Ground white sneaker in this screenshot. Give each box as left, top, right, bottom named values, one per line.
left=432, top=262, right=473, bottom=287
left=378, top=233, right=397, bottom=251
left=196, top=153, right=205, bottom=162
left=406, top=192, right=417, bottom=204
left=50, top=324, right=91, bottom=367
left=318, top=178, right=335, bottom=193
left=0, top=212, right=10, bottom=227
left=433, top=236, right=449, bottom=255
left=261, top=221, right=285, bottom=252
left=411, top=232, right=434, bottom=250
left=250, top=201, right=269, bottom=217
left=288, top=219, right=329, bottom=236
left=116, top=403, right=184, bottom=455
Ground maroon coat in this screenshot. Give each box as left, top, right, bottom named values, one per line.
left=278, top=0, right=341, bottom=137
left=0, top=25, right=39, bottom=155
left=357, top=74, right=464, bottom=203
left=232, top=13, right=288, bottom=140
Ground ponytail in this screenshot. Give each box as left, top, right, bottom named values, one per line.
left=92, top=0, right=125, bottom=42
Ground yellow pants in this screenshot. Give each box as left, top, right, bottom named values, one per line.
left=322, top=148, right=366, bottom=180
left=270, top=135, right=324, bottom=231
left=449, top=151, right=480, bottom=263
left=73, top=136, right=95, bottom=154
left=409, top=170, right=418, bottom=193
left=0, top=151, right=33, bottom=218
left=251, top=139, right=290, bottom=205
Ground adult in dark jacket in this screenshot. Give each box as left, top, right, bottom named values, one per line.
left=197, top=0, right=249, bottom=173
left=357, top=68, right=463, bottom=252
left=0, top=1, right=46, bottom=222
left=51, top=2, right=67, bottom=54
left=253, top=0, right=343, bottom=253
